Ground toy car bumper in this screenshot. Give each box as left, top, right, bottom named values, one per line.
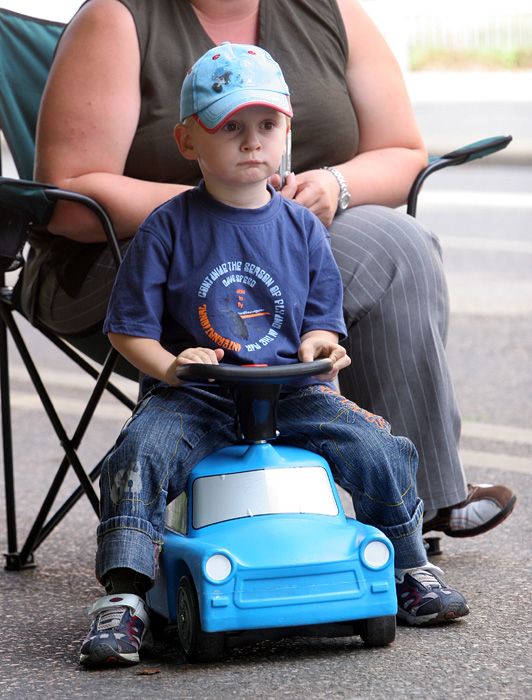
left=200, top=560, right=397, bottom=633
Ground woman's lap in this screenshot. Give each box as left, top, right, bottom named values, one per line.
left=329, top=205, right=467, bottom=510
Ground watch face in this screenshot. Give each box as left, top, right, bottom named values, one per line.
left=339, top=192, right=350, bottom=209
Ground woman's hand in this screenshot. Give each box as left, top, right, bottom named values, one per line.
left=292, top=169, right=340, bottom=226
left=275, top=170, right=339, bottom=226
left=165, top=347, right=224, bottom=386
left=298, top=332, right=351, bottom=383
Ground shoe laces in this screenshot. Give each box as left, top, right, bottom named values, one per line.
left=95, top=605, right=128, bottom=631
left=409, top=564, right=444, bottom=589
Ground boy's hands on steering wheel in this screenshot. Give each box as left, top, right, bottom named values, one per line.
left=298, top=331, right=351, bottom=383
left=166, top=337, right=349, bottom=386
left=166, top=347, right=224, bottom=386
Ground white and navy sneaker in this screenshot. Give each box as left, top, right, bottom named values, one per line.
left=79, top=594, right=150, bottom=667
left=395, top=564, right=470, bottom=626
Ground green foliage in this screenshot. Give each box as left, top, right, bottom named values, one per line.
left=410, top=47, right=532, bottom=71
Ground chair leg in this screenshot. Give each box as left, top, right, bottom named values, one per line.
left=32, top=458, right=104, bottom=553
left=0, top=310, right=20, bottom=565
left=4, top=309, right=101, bottom=513
left=0, top=301, right=124, bottom=568
left=14, top=349, right=120, bottom=565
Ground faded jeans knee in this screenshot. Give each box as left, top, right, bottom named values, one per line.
left=278, top=386, right=427, bottom=568
left=95, top=386, right=236, bottom=582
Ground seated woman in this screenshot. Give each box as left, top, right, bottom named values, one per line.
left=22, top=0, right=514, bottom=538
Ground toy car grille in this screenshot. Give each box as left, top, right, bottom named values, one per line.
left=234, top=567, right=361, bottom=608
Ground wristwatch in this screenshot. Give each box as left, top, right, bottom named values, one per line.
left=322, top=166, right=351, bottom=213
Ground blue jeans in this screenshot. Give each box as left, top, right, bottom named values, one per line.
left=96, top=384, right=427, bottom=583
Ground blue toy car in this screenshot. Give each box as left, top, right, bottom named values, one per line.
left=146, top=361, right=397, bottom=661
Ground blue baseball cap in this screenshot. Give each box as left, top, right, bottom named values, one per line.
left=180, top=43, right=293, bottom=131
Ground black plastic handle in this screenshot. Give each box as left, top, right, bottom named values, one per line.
left=175, top=359, right=333, bottom=385
left=407, top=134, right=513, bottom=217
left=440, top=134, right=513, bottom=165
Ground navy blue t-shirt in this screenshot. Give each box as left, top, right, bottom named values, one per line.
left=104, top=183, right=346, bottom=391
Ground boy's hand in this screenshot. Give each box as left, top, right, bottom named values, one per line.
left=165, top=347, right=224, bottom=386
left=269, top=171, right=297, bottom=195
left=298, top=334, right=351, bottom=382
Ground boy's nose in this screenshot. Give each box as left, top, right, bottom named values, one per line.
left=241, top=130, right=261, bottom=151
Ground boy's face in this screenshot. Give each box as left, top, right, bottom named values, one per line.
left=175, top=105, right=288, bottom=190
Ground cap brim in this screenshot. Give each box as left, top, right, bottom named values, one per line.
left=194, top=90, right=293, bottom=132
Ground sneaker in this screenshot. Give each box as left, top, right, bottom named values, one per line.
left=79, top=593, right=150, bottom=667
left=423, top=483, right=516, bottom=538
left=395, top=564, right=469, bottom=626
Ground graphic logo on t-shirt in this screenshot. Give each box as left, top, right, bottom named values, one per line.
left=197, top=260, right=285, bottom=354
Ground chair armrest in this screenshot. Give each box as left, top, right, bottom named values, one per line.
left=0, top=176, right=122, bottom=272
left=406, top=134, right=513, bottom=217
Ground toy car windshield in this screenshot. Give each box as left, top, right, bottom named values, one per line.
left=192, top=466, right=339, bottom=528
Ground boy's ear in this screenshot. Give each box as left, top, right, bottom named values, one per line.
left=174, top=123, right=197, bottom=160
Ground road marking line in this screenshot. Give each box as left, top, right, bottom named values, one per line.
left=440, top=236, right=532, bottom=255
left=418, top=190, right=532, bottom=209
left=8, top=392, right=132, bottom=421
left=8, top=365, right=137, bottom=396
left=447, top=276, right=532, bottom=315
left=461, top=449, right=531, bottom=475
left=7, top=390, right=531, bottom=475
left=462, top=421, right=532, bottom=446
left=8, top=381, right=532, bottom=445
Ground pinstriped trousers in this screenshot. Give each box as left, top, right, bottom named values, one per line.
left=331, top=205, right=467, bottom=512
left=24, top=205, right=467, bottom=512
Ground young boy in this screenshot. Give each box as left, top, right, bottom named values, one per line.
left=80, top=43, right=469, bottom=667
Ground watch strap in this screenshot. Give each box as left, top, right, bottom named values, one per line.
left=321, top=166, right=351, bottom=212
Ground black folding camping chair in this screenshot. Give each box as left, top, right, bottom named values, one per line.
left=0, top=7, right=512, bottom=571
left=0, top=9, right=136, bottom=571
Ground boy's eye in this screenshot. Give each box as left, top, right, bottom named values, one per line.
left=222, top=121, right=240, bottom=133
left=261, top=120, right=277, bottom=131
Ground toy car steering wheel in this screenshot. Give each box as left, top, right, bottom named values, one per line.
left=175, top=359, right=333, bottom=384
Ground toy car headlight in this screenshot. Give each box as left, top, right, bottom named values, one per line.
left=361, top=538, right=392, bottom=570
left=204, top=553, right=233, bottom=583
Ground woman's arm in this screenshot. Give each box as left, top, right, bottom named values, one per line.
left=34, top=0, right=188, bottom=242
left=283, top=0, right=427, bottom=225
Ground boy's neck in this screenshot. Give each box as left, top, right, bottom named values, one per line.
left=203, top=179, right=272, bottom=209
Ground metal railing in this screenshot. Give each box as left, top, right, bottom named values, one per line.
left=361, top=1, right=532, bottom=69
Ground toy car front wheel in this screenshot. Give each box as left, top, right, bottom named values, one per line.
left=176, top=575, right=225, bottom=662
left=360, top=615, right=396, bottom=646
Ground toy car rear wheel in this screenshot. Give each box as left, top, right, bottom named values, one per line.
left=176, top=575, right=225, bottom=662
left=360, top=615, right=396, bottom=646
